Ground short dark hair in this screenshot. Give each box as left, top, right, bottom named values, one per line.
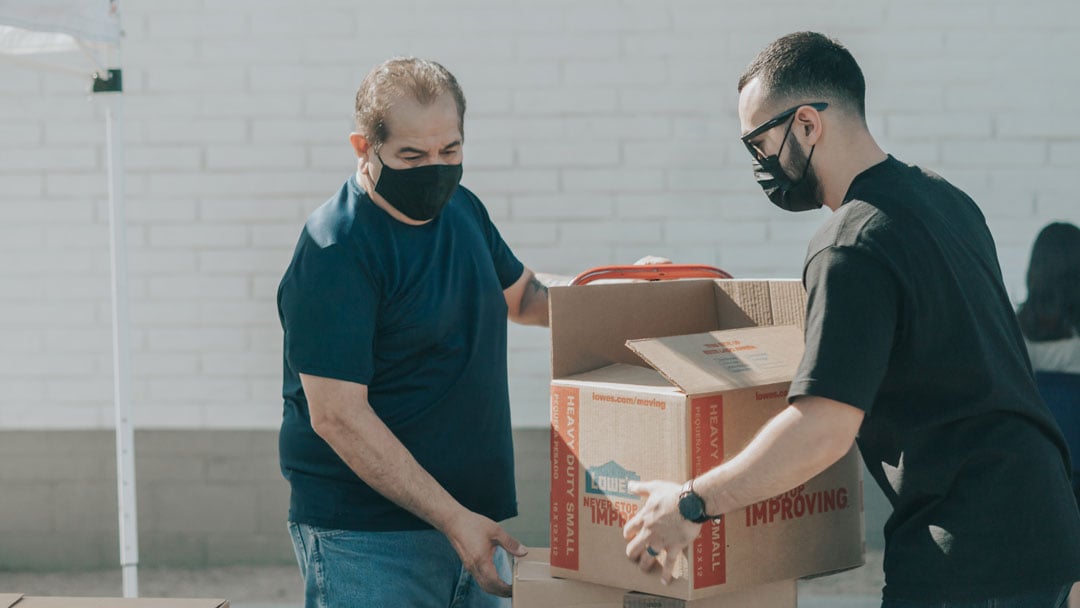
left=738, top=32, right=866, bottom=117
left=354, top=57, right=467, bottom=148
left=1018, top=222, right=1080, bottom=342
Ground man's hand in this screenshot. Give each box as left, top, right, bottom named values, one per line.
left=444, top=509, right=527, bottom=597
left=622, top=480, right=701, bottom=585
left=634, top=255, right=673, bottom=265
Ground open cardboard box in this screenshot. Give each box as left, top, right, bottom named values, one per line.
left=548, top=279, right=864, bottom=600
left=0, top=594, right=228, bottom=607
left=513, top=549, right=795, bottom=608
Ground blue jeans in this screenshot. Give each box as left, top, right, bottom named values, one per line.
left=881, top=584, right=1071, bottom=608
left=288, top=522, right=511, bottom=608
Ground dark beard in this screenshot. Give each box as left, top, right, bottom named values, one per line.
left=785, top=136, right=823, bottom=206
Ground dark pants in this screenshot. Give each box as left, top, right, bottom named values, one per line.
left=882, top=584, right=1071, bottom=608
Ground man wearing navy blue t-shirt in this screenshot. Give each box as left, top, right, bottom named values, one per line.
left=277, top=57, right=555, bottom=607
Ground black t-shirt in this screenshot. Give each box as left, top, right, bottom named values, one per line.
left=276, top=175, right=524, bottom=531
left=788, top=156, right=1080, bottom=600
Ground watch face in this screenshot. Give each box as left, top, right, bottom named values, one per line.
left=678, top=491, right=705, bottom=522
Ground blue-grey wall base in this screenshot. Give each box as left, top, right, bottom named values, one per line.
left=0, top=430, right=888, bottom=570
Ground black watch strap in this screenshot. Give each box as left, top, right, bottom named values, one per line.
left=680, top=479, right=722, bottom=524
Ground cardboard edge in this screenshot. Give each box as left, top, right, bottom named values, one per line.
left=549, top=280, right=719, bottom=379
left=798, top=557, right=867, bottom=580
left=548, top=285, right=567, bottom=379
left=625, top=325, right=805, bottom=395
left=4, top=599, right=228, bottom=608
left=550, top=565, right=696, bottom=602
left=623, top=339, right=690, bottom=393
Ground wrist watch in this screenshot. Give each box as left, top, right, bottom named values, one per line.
left=677, top=479, right=722, bottom=524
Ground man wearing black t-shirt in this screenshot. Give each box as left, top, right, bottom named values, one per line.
left=277, top=58, right=556, bottom=607
left=623, top=32, right=1080, bottom=606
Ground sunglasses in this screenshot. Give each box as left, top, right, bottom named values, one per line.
left=741, top=102, right=828, bottom=160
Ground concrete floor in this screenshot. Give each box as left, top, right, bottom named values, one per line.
left=0, top=550, right=884, bottom=606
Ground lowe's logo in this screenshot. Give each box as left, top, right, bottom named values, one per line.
left=585, top=460, right=641, bottom=499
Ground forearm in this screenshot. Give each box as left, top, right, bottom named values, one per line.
left=695, top=398, right=860, bottom=517
left=515, top=272, right=570, bottom=327
left=315, top=402, right=465, bottom=533
left=299, top=370, right=523, bottom=595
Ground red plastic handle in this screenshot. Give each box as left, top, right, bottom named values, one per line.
left=568, top=264, right=733, bottom=286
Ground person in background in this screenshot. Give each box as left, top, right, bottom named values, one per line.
left=1018, top=221, right=1080, bottom=608
left=1019, top=222, right=1080, bottom=375
left=277, top=57, right=557, bottom=607
left=623, top=32, right=1080, bottom=608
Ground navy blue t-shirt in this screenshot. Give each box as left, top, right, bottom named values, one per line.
left=277, top=175, right=524, bottom=531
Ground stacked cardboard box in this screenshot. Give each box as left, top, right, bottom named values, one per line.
left=513, top=549, right=796, bottom=608
left=537, top=279, right=864, bottom=603
left=0, top=595, right=228, bottom=607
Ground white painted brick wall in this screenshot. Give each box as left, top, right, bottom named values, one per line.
left=1, top=0, right=1078, bottom=430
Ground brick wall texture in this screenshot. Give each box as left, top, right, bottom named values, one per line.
left=1, top=0, right=1078, bottom=429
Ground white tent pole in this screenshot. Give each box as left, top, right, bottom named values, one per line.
left=0, top=0, right=133, bottom=592
left=104, top=76, right=139, bottom=599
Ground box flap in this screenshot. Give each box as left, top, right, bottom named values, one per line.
left=626, top=325, right=803, bottom=395
left=0, top=595, right=23, bottom=608
left=513, top=549, right=625, bottom=607
left=554, top=363, right=681, bottom=394
left=550, top=279, right=806, bottom=380
left=11, top=599, right=228, bottom=607
left=713, top=280, right=806, bottom=331
left=515, top=559, right=556, bottom=582
left=514, top=547, right=552, bottom=582
left=550, top=280, right=720, bottom=379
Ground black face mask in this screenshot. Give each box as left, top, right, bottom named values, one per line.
left=752, top=119, right=822, bottom=213
left=374, top=152, right=463, bottom=221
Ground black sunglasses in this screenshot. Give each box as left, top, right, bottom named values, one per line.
left=741, top=102, right=828, bottom=160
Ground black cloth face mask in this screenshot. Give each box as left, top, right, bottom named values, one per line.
left=374, top=152, right=463, bottom=221
left=751, top=117, right=821, bottom=213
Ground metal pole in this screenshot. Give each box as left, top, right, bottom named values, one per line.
left=104, top=79, right=139, bottom=599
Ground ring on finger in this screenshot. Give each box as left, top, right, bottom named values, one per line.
left=646, top=546, right=659, bottom=557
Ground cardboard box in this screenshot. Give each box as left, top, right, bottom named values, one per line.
left=514, top=549, right=624, bottom=607
left=548, top=279, right=864, bottom=600
left=513, top=549, right=796, bottom=608
left=0, top=595, right=228, bottom=607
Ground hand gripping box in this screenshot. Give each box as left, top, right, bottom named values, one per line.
left=548, top=279, right=864, bottom=600
left=513, top=549, right=796, bottom=608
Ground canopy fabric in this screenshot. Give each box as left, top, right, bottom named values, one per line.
left=0, top=0, right=120, bottom=55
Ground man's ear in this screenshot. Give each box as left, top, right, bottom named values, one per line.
left=349, top=132, right=371, bottom=158
left=796, top=106, right=823, bottom=146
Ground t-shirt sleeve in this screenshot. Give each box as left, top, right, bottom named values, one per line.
left=788, top=245, right=899, bottom=414
left=465, top=189, right=524, bottom=289
left=278, top=236, right=377, bottom=385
